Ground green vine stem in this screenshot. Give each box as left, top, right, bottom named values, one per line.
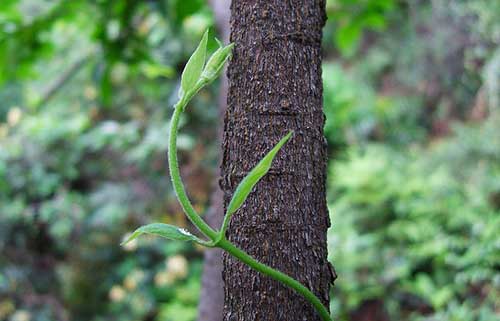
left=168, top=97, right=218, bottom=241
left=167, top=96, right=332, bottom=321
left=217, top=238, right=332, bottom=321
left=121, top=32, right=333, bottom=321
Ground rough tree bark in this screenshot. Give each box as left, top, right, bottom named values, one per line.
left=221, top=1, right=332, bottom=320
left=197, top=2, right=230, bottom=321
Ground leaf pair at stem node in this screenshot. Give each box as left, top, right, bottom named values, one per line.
left=122, top=29, right=293, bottom=248
left=178, top=30, right=234, bottom=103
left=121, top=29, right=333, bottom=321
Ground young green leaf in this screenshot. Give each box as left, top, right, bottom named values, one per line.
left=200, top=43, right=234, bottom=84
left=121, top=223, right=204, bottom=245
left=226, top=131, right=293, bottom=216
left=179, top=30, right=208, bottom=99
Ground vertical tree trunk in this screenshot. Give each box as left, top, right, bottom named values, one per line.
left=197, top=2, right=230, bottom=321
left=221, top=1, right=331, bottom=321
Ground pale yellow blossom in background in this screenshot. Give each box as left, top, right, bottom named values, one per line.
left=166, top=255, right=188, bottom=279
left=10, top=310, right=31, bottom=321
left=109, top=285, right=126, bottom=302
left=7, top=107, right=22, bottom=126
left=124, top=270, right=145, bottom=290
left=154, top=255, right=189, bottom=287
left=154, top=271, right=174, bottom=287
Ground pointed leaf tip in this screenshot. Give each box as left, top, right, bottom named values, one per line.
left=121, top=223, right=203, bottom=246
left=179, top=29, right=209, bottom=98
left=215, top=37, right=223, bottom=48
left=225, top=131, right=293, bottom=217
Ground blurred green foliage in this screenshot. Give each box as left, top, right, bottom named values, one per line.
left=324, top=1, right=500, bottom=320
left=328, top=116, right=500, bottom=320
left=326, top=0, right=398, bottom=57
left=0, top=0, right=499, bottom=321
left=1, top=1, right=217, bottom=320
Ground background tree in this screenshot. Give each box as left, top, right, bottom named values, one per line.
left=221, top=1, right=333, bottom=320
left=197, top=1, right=230, bottom=321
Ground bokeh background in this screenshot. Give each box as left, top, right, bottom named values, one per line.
left=0, top=1, right=499, bottom=321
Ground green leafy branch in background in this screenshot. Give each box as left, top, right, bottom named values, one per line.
left=327, top=0, right=397, bottom=57
left=122, top=30, right=333, bottom=321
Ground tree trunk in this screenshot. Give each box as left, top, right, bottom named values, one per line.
left=197, top=2, right=230, bottom=321
left=221, top=1, right=331, bottom=321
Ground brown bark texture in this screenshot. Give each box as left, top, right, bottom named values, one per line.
left=221, top=1, right=331, bottom=321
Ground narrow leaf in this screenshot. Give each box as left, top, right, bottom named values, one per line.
left=179, top=30, right=208, bottom=98
left=226, top=131, right=293, bottom=216
left=121, top=223, right=202, bottom=245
